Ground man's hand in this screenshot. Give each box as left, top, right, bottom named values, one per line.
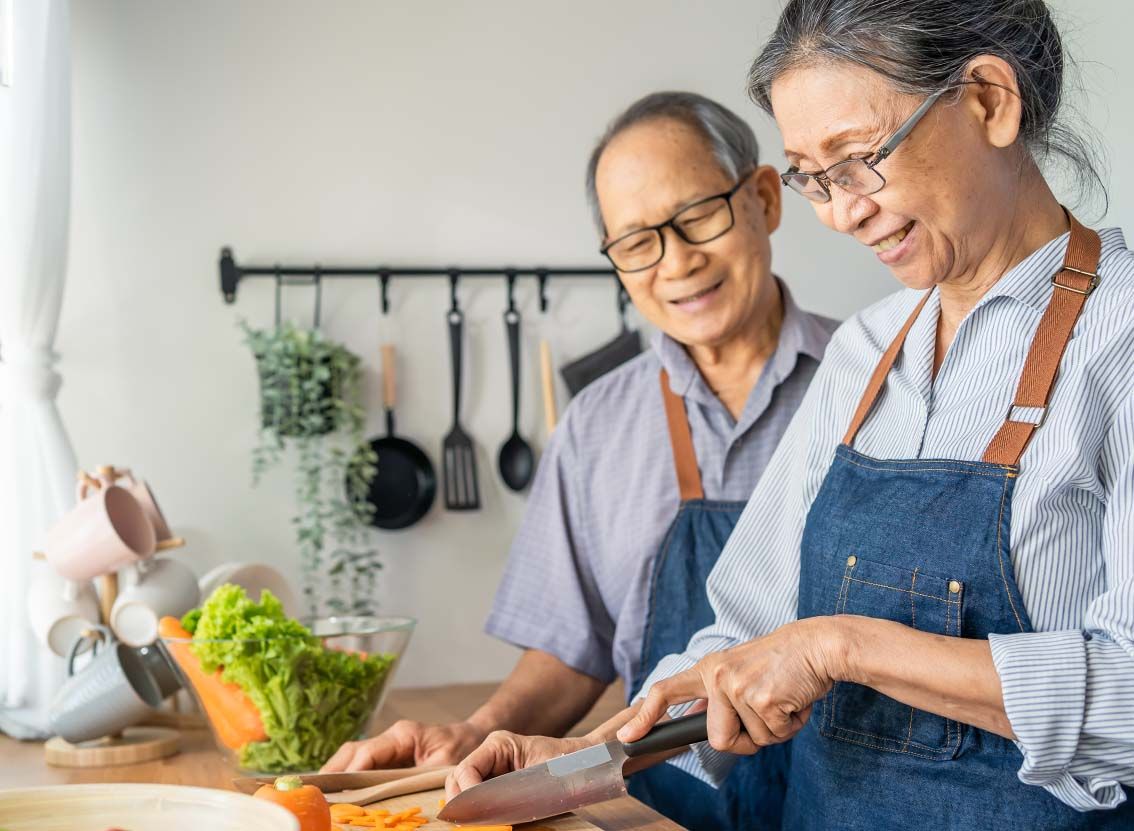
left=444, top=732, right=590, bottom=798
left=321, top=720, right=488, bottom=772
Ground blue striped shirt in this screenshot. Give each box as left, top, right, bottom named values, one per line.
left=639, top=228, right=1134, bottom=812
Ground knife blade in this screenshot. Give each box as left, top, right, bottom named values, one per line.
left=437, top=711, right=708, bottom=825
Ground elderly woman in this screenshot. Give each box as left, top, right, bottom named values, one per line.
left=325, top=92, right=836, bottom=829
left=448, top=1, right=1134, bottom=827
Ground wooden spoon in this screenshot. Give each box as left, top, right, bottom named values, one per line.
left=324, top=766, right=453, bottom=805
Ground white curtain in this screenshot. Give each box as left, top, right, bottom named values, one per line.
left=0, top=0, right=78, bottom=739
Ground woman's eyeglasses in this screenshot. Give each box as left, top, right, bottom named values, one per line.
left=781, top=88, right=949, bottom=204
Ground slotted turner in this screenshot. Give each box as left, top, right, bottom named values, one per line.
left=443, top=302, right=480, bottom=510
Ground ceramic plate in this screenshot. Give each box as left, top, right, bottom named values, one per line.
left=0, top=783, right=299, bottom=831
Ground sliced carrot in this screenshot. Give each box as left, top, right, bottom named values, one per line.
left=158, top=616, right=267, bottom=749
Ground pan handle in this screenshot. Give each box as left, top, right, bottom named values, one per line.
left=381, top=343, right=398, bottom=435
left=381, top=344, right=397, bottom=411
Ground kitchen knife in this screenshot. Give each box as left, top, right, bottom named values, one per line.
left=437, top=711, right=707, bottom=825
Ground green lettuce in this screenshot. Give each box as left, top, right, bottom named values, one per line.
left=182, top=584, right=394, bottom=772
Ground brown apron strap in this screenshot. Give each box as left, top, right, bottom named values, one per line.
left=983, top=214, right=1102, bottom=465
left=843, top=291, right=933, bottom=447
left=660, top=370, right=704, bottom=501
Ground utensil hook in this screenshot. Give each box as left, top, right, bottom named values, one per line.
left=616, top=279, right=630, bottom=331
left=312, top=266, right=324, bottom=329
left=536, top=269, right=550, bottom=314
left=448, top=269, right=461, bottom=318
left=504, top=269, right=518, bottom=315
left=379, top=271, right=391, bottom=316
left=273, top=265, right=283, bottom=328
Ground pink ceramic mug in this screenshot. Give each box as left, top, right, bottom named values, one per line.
left=43, top=485, right=156, bottom=582
left=92, top=466, right=173, bottom=542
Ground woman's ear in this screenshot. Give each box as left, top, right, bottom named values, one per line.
left=963, top=55, right=1024, bottom=149
left=752, top=164, right=783, bottom=234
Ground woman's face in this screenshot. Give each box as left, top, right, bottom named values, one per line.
left=595, top=118, right=783, bottom=349
left=770, top=61, right=1024, bottom=290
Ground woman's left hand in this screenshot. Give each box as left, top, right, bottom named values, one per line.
left=617, top=617, right=846, bottom=754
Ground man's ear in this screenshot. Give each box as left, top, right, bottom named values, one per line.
left=753, top=164, right=783, bottom=234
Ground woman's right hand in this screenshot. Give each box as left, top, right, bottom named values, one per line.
left=445, top=732, right=590, bottom=798
left=321, top=719, right=488, bottom=772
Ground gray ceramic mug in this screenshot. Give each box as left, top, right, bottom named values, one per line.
left=48, top=626, right=163, bottom=743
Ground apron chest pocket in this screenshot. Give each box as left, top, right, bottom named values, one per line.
left=820, top=555, right=965, bottom=760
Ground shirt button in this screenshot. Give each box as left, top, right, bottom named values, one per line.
left=948, top=580, right=961, bottom=594
left=846, top=555, right=857, bottom=567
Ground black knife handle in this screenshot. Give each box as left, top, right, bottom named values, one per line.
left=622, top=711, right=708, bottom=758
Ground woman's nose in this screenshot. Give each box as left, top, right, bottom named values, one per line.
left=824, top=188, right=876, bottom=236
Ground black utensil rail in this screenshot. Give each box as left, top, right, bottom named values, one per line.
left=219, top=247, right=626, bottom=322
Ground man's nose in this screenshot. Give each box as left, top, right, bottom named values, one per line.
left=655, top=225, right=704, bottom=280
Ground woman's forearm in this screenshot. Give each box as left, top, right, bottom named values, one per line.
left=833, top=615, right=1016, bottom=738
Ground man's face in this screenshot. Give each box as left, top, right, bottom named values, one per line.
left=595, top=118, right=782, bottom=349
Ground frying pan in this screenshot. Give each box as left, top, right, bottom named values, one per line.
left=347, top=344, right=436, bottom=529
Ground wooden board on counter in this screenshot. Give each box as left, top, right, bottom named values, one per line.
left=340, top=787, right=599, bottom=830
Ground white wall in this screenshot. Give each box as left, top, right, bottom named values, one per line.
left=62, top=0, right=1132, bottom=686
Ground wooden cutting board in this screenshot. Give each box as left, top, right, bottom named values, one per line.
left=339, top=787, right=599, bottom=830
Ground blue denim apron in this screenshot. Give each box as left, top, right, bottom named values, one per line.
left=627, top=370, right=790, bottom=831
left=784, top=218, right=1132, bottom=829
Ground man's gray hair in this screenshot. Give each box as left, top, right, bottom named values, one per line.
left=746, top=0, right=1107, bottom=212
left=585, top=91, right=761, bottom=238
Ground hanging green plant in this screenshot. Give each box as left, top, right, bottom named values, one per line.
left=242, top=320, right=381, bottom=617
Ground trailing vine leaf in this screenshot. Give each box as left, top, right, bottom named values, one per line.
left=241, top=320, right=381, bottom=616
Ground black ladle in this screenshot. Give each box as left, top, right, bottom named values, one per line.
left=498, top=306, right=535, bottom=491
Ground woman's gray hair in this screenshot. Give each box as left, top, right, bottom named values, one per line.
left=585, top=91, right=760, bottom=237
left=747, top=0, right=1107, bottom=212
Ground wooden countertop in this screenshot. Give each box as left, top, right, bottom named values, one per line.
left=0, top=682, right=683, bottom=830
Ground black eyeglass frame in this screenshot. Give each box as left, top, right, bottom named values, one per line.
left=599, top=169, right=755, bottom=273
left=780, top=87, right=949, bottom=204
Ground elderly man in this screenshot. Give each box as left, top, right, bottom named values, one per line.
left=324, top=91, right=837, bottom=830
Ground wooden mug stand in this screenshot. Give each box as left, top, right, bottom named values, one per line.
left=38, top=467, right=189, bottom=768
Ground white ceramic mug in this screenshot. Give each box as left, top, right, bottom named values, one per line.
left=42, top=485, right=156, bottom=582
left=27, top=573, right=101, bottom=657
left=110, top=557, right=200, bottom=647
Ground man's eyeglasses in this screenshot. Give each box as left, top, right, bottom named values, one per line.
left=780, top=87, right=949, bottom=204
left=600, top=170, right=754, bottom=273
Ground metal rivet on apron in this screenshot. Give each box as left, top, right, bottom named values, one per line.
left=846, top=555, right=857, bottom=567
left=948, top=580, right=961, bottom=594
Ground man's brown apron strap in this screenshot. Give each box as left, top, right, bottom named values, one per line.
left=660, top=370, right=704, bottom=502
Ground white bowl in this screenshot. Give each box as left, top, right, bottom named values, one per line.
left=0, top=783, right=300, bottom=831
left=197, top=562, right=301, bottom=617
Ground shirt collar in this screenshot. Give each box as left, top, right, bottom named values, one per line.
left=975, top=227, right=1127, bottom=313
left=654, top=276, right=826, bottom=408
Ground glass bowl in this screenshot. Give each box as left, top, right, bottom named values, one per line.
left=159, top=615, right=414, bottom=773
